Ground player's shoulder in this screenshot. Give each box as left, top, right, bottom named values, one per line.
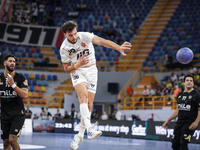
left=15, top=72, right=26, bottom=78
left=78, top=31, right=94, bottom=38
left=60, top=38, right=70, bottom=51
left=192, top=89, right=200, bottom=95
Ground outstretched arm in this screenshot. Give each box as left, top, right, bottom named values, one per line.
left=162, top=108, right=179, bottom=129
left=92, top=35, right=132, bottom=56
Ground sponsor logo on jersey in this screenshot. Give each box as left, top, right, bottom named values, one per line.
left=0, top=82, right=3, bottom=85
left=189, top=95, right=192, bottom=99
left=73, top=75, right=79, bottom=80
left=91, top=83, right=95, bottom=88
left=178, top=103, right=191, bottom=111
left=68, top=48, right=77, bottom=55
left=178, top=96, right=181, bottom=98
left=81, top=42, right=86, bottom=47
left=15, top=129, right=18, bottom=132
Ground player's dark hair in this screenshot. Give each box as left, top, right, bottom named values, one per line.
left=184, top=74, right=194, bottom=82
left=3, top=54, right=16, bottom=62
left=61, top=21, right=78, bottom=33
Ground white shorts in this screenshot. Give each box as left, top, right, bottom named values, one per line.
left=70, top=65, right=98, bottom=93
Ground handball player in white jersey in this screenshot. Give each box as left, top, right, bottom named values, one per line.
left=60, top=21, right=132, bottom=150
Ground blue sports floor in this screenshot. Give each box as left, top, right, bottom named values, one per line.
left=0, top=133, right=200, bottom=150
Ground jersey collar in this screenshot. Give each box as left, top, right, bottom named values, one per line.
left=184, top=88, right=194, bottom=93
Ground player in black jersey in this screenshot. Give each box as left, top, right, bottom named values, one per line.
left=162, top=74, right=200, bottom=150
left=0, top=54, right=28, bottom=150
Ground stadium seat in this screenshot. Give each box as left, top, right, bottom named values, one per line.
left=35, top=86, right=40, bottom=92
left=29, top=98, right=35, bottom=104
left=32, top=80, right=37, bottom=86
left=38, top=80, right=43, bottom=86
left=29, top=86, right=35, bottom=91
left=32, top=92, right=38, bottom=97
left=41, top=74, right=45, bottom=80
left=41, top=86, right=46, bottom=92
left=24, top=73, right=29, bottom=79
left=29, top=74, right=34, bottom=79
left=47, top=75, right=52, bottom=80
left=43, top=80, right=49, bottom=86
left=52, top=75, right=57, bottom=80
left=35, top=74, right=40, bottom=79
left=28, top=91, right=32, bottom=97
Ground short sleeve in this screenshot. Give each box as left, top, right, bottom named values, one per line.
left=19, top=75, right=28, bottom=89
left=60, top=48, right=71, bottom=64
left=81, top=32, right=95, bottom=43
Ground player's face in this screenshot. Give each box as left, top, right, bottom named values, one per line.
left=4, top=57, right=15, bottom=72
left=65, top=28, right=78, bottom=44
left=184, top=77, right=194, bottom=89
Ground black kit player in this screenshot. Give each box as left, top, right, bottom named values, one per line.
left=162, top=74, right=200, bottom=150
left=0, top=54, right=28, bottom=150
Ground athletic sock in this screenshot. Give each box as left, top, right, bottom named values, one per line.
left=80, top=103, right=91, bottom=130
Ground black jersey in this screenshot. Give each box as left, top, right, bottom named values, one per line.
left=0, top=72, right=28, bottom=120
left=176, top=89, right=200, bottom=124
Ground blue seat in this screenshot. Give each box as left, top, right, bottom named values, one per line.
left=47, top=75, right=52, bottom=80
left=43, top=80, right=49, bottom=86
left=32, top=80, right=37, bottom=86
left=24, top=73, right=29, bottom=79
left=38, top=80, right=43, bottom=86
left=39, top=53, right=43, bottom=58
left=52, top=75, right=57, bottom=80
left=28, top=79, right=32, bottom=85
left=29, top=86, right=35, bottom=91
left=35, top=74, right=40, bottom=79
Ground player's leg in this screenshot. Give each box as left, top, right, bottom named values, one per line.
left=75, top=83, right=91, bottom=129
left=9, top=116, right=25, bottom=150
left=9, top=134, right=20, bottom=150
left=180, top=123, right=196, bottom=150
left=77, top=92, right=94, bottom=140
left=71, top=83, right=90, bottom=150
left=3, top=139, right=11, bottom=150
left=1, top=120, right=11, bottom=150
left=171, top=123, right=182, bottom=150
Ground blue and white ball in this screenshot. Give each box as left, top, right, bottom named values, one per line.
left=176, top=47, right=194, bottom=64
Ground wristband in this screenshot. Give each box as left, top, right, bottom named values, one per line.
left=11, top=83, right=17, bottom=89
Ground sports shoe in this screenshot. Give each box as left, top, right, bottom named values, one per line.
left=70, top=134, right=83, bottom=150
left=87, top=121, right=102, bottom=140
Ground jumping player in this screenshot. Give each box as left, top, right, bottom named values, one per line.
left=60, top=21, right=132, bottom=150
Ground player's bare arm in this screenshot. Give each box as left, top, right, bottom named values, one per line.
left=162, top=108, right=179, bottom=129
left=92, top=35, right=132, bottom=56
left=6, top=74, right=28, bottom=99
left=189, top=110, right=200, bottom=130
left=63, top=54, right=89, bottom=74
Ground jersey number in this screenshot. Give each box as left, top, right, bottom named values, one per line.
left=77, top=49, right=89, bottom=60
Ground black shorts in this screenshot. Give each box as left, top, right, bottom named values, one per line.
left=1, top=116, right=25, bottom=140
left=172, top=122, right=196, bottom=144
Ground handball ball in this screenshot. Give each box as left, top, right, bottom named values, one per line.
left=176, top=47, right=193, bottom=64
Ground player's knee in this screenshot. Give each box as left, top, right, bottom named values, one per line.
left=9, top=135, right=17, bottom=145
left=180, top=139, right=188, bottom=150
left=79, top=94, right=88, bottom=103
left=3, top=139, right=10, bottom=147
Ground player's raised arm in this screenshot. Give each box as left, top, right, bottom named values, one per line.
left=92, top=35, right=132, bottom=56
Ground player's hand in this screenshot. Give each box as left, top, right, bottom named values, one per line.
left=189, top=121, right=198, bottom=130
left=119, top=41, right=132, bottom=56
left=75, top=54, right=89, bottom=68
left=162, top=120, right=170, bottom=129
left=6, top=73, right=15, bottom=86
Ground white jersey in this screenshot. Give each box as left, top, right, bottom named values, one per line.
left=60, top=32, right=96, bottom=67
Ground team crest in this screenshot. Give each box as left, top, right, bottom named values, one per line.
left=189, top=95, right=192, bottom=99
left=23, top=80, right=28, bottom=86
left=81, top=42, right=86, bottom=47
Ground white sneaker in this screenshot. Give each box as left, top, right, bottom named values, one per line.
left=87, top=121, right=102, bottom=140
left=70, top=134, right=83, bottom=150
